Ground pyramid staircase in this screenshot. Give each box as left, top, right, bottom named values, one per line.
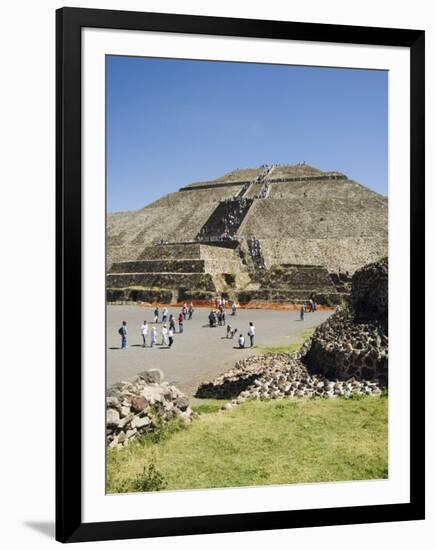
left=196, top=198, right=253, bottom=241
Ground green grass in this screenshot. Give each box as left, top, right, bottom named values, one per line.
left=107, top=395, right=388, bottom=493
left=255, top=329, right=314, bottom=355
left=191, top=399, right=228, bottom=414
left=255, top=342, right=302, bottom=354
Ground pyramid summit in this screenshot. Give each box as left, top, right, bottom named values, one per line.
left=107, top=163, right=387, bottom=305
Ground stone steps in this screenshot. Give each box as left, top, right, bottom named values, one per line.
left=196, top=198, right=253, bottom=240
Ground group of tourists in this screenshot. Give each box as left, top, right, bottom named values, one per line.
left=221, top=197, right=251, bottom=236
left=248, top=237, right=265, bottom=269
left=208, top=296, right=255, bottom=348
left=208, top=308, right=227, bottom=327
left=214, top=296, right=238, bottom=316
left=248, top=237, right=262, bottom=258
left=117, top=291, right=315, bottom=351
left=118, top=319, right=175, bottom=350
left=197, top=195, right=251, bottom=242
left=225, top=321, right=255, bottom=348
left=117, top=302, right=195, bottom=350
left=139, top=321, right=173, bottom=348
left=255, top=182, right=270, bottom=199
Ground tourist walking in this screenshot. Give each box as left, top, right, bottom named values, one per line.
left=168, top=328, right=174, bottom=348
left=118, top=321, right=127, bottom=350
left=188, top=302, right=194, bottom=320
left=162, top=307, right=168, bottom=323
left=226, top=324, right=232, bottom=338
left=208, top=310, right=216, bottom=327
left=150, top=326, right=157, bottom=347
left=248, top=322, right=255, bottom=347
left=169, top=314, right=176, bottom=332
left=178, top=312, right=184, bottom=333
left=140, top=320, right=148, bottom=347
left=300, top=305, right=305, bottom=321
left=154, top=306, right=159, bottom=324
left=238, top=334, right=245, bottom=348
left=161, top=324, right=168, bottom=346
left=231, top=302, right=237, bottom=316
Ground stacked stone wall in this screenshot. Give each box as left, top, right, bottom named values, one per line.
left=106, top=272, right=216, bottom=292
left=106, top=288, right=174, bottom=304
left=110, top=259, right=207, bottom=274
left=351, top=257, right=388, bottom=330
left=137, top=243, right=240, bottom=261
left=138, top=243, right=203, bottom=260
left=255, top=264, right=336, bottom=291
left=236, top=264, right=340, bottom=305
left=235, top=289, right=341, bottom=306
left=302, top=258, right=388, bottom=385
left=302, top=309, right=388, bottom=384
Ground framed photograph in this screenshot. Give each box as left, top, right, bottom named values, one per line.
left=56, top=7, right=425, bottom=543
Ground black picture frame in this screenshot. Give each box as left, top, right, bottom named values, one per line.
left=56, top=6, right=425, bottom=543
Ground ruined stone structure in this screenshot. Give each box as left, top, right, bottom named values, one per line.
left=195, top=352, right=382, bottom=404
left=195, top=257, right=388, bottom=406
left=107, top=164, right=387, bottom=304
left=302, top=258, right=388, bottom=384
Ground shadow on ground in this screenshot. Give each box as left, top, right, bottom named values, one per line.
left=24, top=521, right=54, bottom=539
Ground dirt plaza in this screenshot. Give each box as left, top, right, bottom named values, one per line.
left=107, top=305, right=333, bottom=397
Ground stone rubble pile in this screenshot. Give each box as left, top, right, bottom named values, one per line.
left=196, top=352, right=382, bottom=407
left=195, top=354, right=284, bottom=399
left=106, top=369, right=193, bottom=449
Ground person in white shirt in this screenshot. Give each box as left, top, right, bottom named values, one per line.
left=161, top=325, right=168, bottom=346
left=150, top=326, right=157, bottom=347
left=238, top=334, right=245, bottom=348
left=248, top=322, right=255, bottom=347
left=140, top=320, right=148, bottom=347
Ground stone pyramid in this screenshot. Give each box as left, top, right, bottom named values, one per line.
left=107, top=163, right=387, bottom=305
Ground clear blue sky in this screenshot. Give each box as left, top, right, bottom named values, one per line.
left=107, top=56, right=387, bottom=212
